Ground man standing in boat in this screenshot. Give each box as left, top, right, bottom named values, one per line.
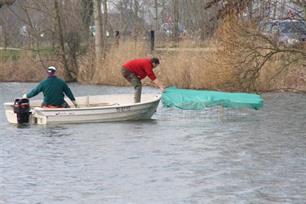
left=23, top=66, right=78, bottom=108
left=121, top=57, right=164, bottom=103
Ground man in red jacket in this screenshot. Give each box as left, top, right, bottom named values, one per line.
left=121, top=57, right=164, bottom=103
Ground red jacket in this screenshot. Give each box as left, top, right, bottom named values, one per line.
left=122, top=58, right=157, bottom=81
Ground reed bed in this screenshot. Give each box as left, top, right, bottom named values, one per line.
left=1, top=22, right=305, bottom=93
left=80, top=39, right=237, bottom=90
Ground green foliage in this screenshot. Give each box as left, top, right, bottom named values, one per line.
left=31, top=48, right=56, bottom=56
left=0, top=49, right=21, bottom=61
left=0, top=48, right=56, bottom=62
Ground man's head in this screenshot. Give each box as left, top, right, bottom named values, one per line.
left=151, top=58, right=160, bottom=68
left=47, top=66, right=57, bottom=76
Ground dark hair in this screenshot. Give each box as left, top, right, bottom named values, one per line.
left=151, top=58, right=160, bottom=65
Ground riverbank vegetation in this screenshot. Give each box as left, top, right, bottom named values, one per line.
left=0, top=0, right=305, bottom=92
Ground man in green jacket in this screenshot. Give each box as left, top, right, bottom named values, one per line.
left=23, top=66, right=78, bottom=108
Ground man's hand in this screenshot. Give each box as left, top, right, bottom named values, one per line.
left=72, top=101, right=78, bottom=108
left=153, top=79, right=165, bottom=92
left=160, top=86, right=165, bottom=92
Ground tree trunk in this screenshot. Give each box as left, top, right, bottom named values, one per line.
left=102, top=0, right=108, bottom=52
left=154, top=0, right=158, bottom=32
left=273, top=0, right=277, bottom=19
left=94, top=0, right=103, bottom=73
left=260, top=1, right=266, bottom=18
left=280, top=0, right=286, bottom=18
left=81, top=0, right=94, bottom=41
left=54, top=0, right=75, bottom=81
left=173, top=0, right=179, bottom=44
left=3, top=24, right=8, bottom=49
left=304, top=4, right=306, bottom=20
left=248, top=1, right=253, bottom=20
left=133, top=0, right=140, bottom=47
left=0, top=0, right=15, bottom=7
left=199, top=1, right=207, bottom=41
left=0, top=10, right=8, bottom=49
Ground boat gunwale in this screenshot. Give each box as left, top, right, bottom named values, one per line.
left=4, top=94, right=161, bottom=112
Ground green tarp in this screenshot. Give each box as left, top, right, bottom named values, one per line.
left=162, top=87, right=263, bottom=110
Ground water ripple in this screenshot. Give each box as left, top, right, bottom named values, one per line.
left=1, top=84, right=306, bottom=203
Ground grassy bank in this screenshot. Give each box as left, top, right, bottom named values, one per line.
left=1, top=39, right=305, bottom=93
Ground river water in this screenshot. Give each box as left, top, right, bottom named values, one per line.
left=1, top=83, right=306, bottom=204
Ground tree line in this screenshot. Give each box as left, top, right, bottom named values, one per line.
left=0, top=0, right=305, bottom=89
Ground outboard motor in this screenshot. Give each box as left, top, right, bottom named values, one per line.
left=14, top=98, right=31, bottom=124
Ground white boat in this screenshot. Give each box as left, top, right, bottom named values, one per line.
left=4, top=94, right=161, bottom=125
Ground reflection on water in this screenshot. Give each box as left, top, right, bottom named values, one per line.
left=39, top=126, right=71, bottom=137
left=1, top=83, right=306, bottom=204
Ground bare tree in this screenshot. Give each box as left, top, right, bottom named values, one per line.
left=172, top=0, right=179, bottom=43
left=54, top=0, right=71, bottom=81
left=133, top=0, right=140, bottom=42
left=291, top=0, right=306, bottom=19
left=205, top=0, right=253, bottom=19
left=0, top=0, right=15, bottom=8
left=93, top=0, right=104, bottom=74
left=81, top=0, right=94, bottom=40
left=102, top=0, right=108, bottom=40
left=0, top=9, right=9, bottom=49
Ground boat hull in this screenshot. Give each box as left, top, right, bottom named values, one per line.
left=4, top=94, right=161, bottom=125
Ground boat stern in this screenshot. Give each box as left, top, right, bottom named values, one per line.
left=3, top=102, right=18, bottom=124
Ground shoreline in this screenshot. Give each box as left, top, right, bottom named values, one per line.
left=1, top=81, right=306, bottom=94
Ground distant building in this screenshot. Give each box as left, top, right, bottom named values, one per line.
left=251, top=0, right=305, bottom=20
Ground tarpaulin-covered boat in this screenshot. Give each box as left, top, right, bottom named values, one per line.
left=162, top=87, right=263, bottom=110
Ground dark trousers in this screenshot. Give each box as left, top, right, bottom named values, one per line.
left=41, top=100, right=70, bottom=108
left=121, top=67, right=142, bottom=103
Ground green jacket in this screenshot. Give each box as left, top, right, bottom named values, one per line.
left=26, top=76, right=76, bottom=106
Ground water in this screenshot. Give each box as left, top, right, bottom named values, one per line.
left=1, top=83, right=306, bottom=204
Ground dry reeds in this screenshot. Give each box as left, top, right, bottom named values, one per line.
left=0, top=49, right=67, bottom=82
left=0, top=51, right=44, bottom=82
left=209, top=16, right=306, bottom=92
left=83, top=39, right=237, bottom=90
left=2, top=20, right=306, bottom=93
